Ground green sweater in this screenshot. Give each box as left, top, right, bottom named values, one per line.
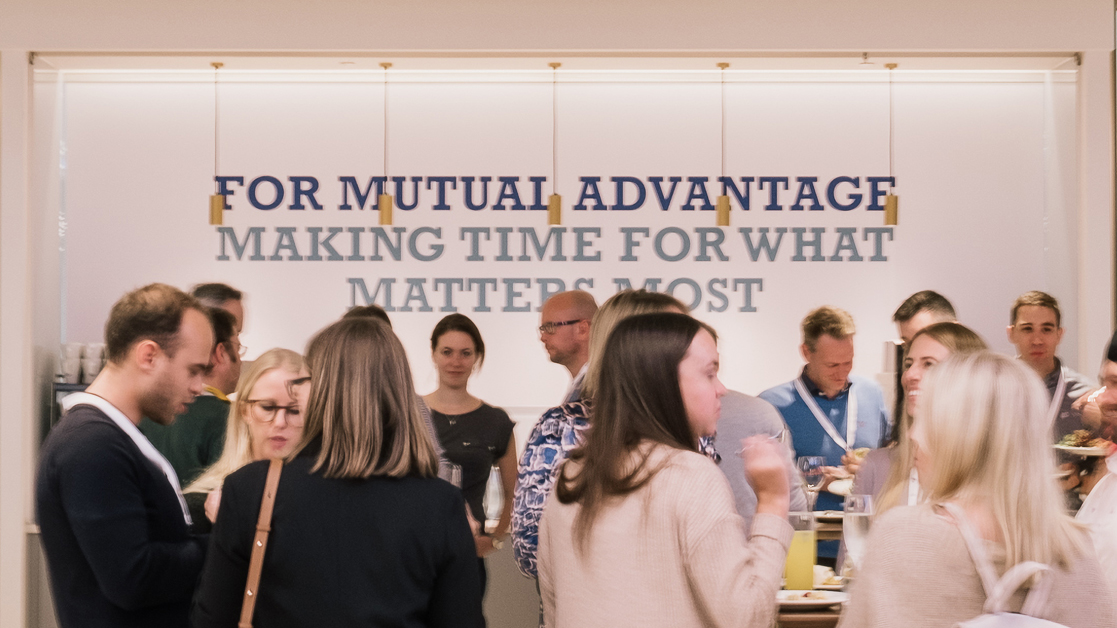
left=140, top=395, right=229, bottom=486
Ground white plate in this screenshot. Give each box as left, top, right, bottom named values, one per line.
left=827, top=479, right=853, bottom=496
left=815, top=511, right=843, bottom=523
left=778, top=590, right=849, bottom=609
left=815, top=583, right=845, bottom=591
left=1054, top=445, right=1109, bottom=457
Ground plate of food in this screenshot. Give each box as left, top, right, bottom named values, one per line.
left=815, top=511, right=844, bottom=523
left=777, top=590, right=849, bottom=609
left=1055, top=431, right=1112, bottom=457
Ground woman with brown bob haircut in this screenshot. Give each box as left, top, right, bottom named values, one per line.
left=193, top=317, right=483, bottom=628
left=538, top=312, right=792, bottom=628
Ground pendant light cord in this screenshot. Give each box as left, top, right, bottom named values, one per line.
left=212, top=62, right=222, bottom=192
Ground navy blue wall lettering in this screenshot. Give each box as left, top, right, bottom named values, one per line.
left=681, top=177, right=714, bottom=211
left=866, top=176, right=893, bottom=211
left=826, top=176, right=862, bottom=211
left=719, top=176, right=753, bottom=211
left=649, top=176, right=682, bottom=210
left=215, top=176, right=244, bottom=209
left=462, top=176, right=492, bottom=210
left=611, top=176, right=646, bottom=211
left=248, top=176, right=284, bottom=210
left=493, top=176, right=526, bottom=210
left=790, top=177, right=824, bottom=211
left=529, top=176, right=547, bottom=210
left=338, top=176, right=386, bottom=210
left=573, top=177, right=606, bottom=210
left=288, top=176, right=323, bottom=210
left=426, top=176, right=457, bottom=210
left=759, top=177, right=789, bottom=211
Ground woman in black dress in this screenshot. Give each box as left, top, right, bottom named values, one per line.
left=423, top=313, right=517, bottom=597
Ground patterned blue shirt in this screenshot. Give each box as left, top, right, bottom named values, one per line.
left=510, top=400, right=719, bottom=579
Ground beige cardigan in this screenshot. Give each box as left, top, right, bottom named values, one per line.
left=839, top=503, right=1116, bottom=628
left=538, top=443, right=792, bottom=628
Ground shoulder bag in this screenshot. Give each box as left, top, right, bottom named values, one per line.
left=238, top=458, right=283, bottom=628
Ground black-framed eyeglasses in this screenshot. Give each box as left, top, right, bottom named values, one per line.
left=243, top=399, right=304, bottom=426
left=539, top=319, right=583, bottom=335
left=285, top=376, right=310, bottom=400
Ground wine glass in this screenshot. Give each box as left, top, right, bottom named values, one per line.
left=797, top=456, right=825, bottom=511
left=843, top=494, right=874, bottom=578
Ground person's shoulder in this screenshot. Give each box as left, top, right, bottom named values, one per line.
left=1061, top=364, right=1096, bottom=395
left=42, top=406, right=130, bottom=459
left=757, top=380, right=797, bottom=406
left=479, top=402, right=514, bottom=424
left=873, top=504, right=963, bottom=551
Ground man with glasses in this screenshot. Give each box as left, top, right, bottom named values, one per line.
left=141, top=307, right=242, bottom=485
left=1007, top=290, right=1094, bottom=441
left=538, top=290, right=597, bottom=403
left=37, top=284, right=213, bottom=628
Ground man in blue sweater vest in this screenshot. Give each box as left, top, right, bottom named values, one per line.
left=759, top=306, right=889, bottom=561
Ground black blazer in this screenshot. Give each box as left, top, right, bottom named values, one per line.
left=36, top=404, right=207, bottom=628
left=191, top=438, right=483, bottom=628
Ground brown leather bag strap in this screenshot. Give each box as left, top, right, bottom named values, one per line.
left=238, top=458, right=283, bottom=628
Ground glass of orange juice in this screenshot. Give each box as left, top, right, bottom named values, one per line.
left=784, top=512, right=816, bottom=590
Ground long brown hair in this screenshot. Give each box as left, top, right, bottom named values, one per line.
left=295, top=317, right=439, bottom=479
left=556, top=312, right=716, bottom=550
left=878, top=321, right=986, bottom=513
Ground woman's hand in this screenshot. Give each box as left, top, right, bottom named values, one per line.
left=840, top=452, right=863, bottom=476
left=204, top=489, right=222, bottom=524
left=741, top=436, right=791, bottom=517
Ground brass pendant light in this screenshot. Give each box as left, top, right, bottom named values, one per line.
left=884, top=63, right=899, bottom=226
left=209, top=62, right=225, bottom=225
left=379, top=62, right=394, bottom=226
left=716, top=62, right=731, bottom=227
left=547, top=62, right=562, bottom=225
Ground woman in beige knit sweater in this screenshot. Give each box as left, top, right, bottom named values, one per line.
left=840, top=351, right=1115, bottom=627
left=538, top=312, right=793, bottom=628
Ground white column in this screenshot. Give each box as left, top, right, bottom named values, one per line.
left=0, top=49, right=32, bottom=627
left=1077, top=49, right=1116, bottom=374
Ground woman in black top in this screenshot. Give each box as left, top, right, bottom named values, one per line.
left=192, top=317, right=482, bottom=628
left=423, top=313, right=516, bottom=597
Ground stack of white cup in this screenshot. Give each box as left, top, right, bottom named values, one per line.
left=60, top=343, right=83, bottom=384
left=60, top=343, right=106, bottom=385
left=82, top=344, right=105, bottom=384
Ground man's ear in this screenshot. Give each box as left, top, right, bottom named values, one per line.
left=133, top=339, right=161, bottom=373
left=799, top=343, right=811, bottom=362
left=212, top=342, right=231, bottom=368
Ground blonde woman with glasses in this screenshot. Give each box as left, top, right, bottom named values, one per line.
left=839, top=351, right=1115, bottom=627
left=184, top=347, right=305, bottom=533
left=192, top=317, right=482, bottom=627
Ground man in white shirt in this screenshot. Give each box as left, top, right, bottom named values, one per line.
left=538, top=290, right=597, bottom=403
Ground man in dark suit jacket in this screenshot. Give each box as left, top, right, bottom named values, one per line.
left=37, top=283, right=214, bottom=628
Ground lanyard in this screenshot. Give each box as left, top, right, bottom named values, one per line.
left=793, top=376, right=857, bottom=453
left=1047, top=367, right=1066, bottom=427
left=62, top=392, right=193, bottom=525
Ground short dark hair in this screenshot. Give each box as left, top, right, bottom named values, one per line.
left=893, top=290, right=956, bottom=324
left=557, top=312, right=716, bottom=549
left=343, top=304, right=392, bottom=327
left=1011, top=290, right=1061, bottom=327
left=191, top=283, right=243, bottom=307
left=207, top=307, right=237, bottom=353
left=430, top=313, right=485, bottom=367
left=104, top=283, right=207, bottom=364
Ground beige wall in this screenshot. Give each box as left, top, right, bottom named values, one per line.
left=1, top=0, right=1113, bottom=52
left=1, top=2, right=1113, bottom=627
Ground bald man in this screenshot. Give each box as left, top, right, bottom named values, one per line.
left=538, top=291, right=597, bottom=403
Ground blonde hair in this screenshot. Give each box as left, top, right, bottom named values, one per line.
left=295, top=317, right=438, bottom=479
left=581, top=290, right=687, bottom=399
left=918, top=351, right=1084, bottom=568
left=877, top=322, right=986, bottom=513
left=186, top=348, right=303, bottom=494
left=801, top=306, right=856, bottom=351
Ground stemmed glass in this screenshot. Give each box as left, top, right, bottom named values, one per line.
left=843, top=494, right=874, bottom=571
left=797, top=456, right=825, bottom=511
